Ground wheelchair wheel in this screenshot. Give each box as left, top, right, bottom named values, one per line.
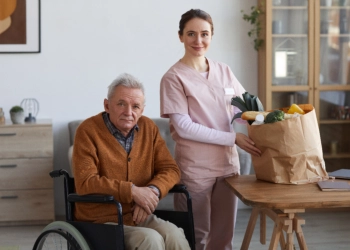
left=33, top=221, right=90, bottom=250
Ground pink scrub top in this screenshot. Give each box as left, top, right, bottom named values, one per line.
left=160, top=58, right=246, bottom=179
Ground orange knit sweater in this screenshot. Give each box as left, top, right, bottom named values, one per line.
left=73, top=113, right=180, bottom=225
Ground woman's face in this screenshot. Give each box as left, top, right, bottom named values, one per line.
left=179, top=17, right=212, bottom=58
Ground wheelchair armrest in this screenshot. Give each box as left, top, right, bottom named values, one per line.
left=67, top=193, right=123, bottom=225
left=169, top=184, right=187, bottom=193
left=168, top=184, right=192, bottom=208
left=68, top=193, right=115, bottom=203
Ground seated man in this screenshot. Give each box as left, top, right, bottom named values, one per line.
left=73, top=73, right=190, bottom=250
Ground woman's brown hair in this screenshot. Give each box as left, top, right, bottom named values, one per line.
left=178, top=9, right=214, bottom=36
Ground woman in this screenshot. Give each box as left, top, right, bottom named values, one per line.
left=160, top=9, right=261, bottom=250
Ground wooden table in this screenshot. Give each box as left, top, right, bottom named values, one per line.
left=225, top=175, right=350, bottom=250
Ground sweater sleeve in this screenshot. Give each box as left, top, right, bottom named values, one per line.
left=146, top=121, right=181, bottom=199
left=169, top=113, right=236, bottom=146
left=73, top=118, right=133, bottom=204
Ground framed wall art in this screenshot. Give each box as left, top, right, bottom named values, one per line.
left=0, top=0, right=41, bottom=53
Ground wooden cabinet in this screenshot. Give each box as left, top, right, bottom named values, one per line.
left=0, top=120, right=54, bottom=225
left=258, top=0, right=350, bottom=172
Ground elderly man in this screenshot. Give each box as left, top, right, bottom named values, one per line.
left=73, top=73, right=190, bottom=250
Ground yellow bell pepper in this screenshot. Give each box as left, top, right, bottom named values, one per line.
left=287, top=104, right=305, bottom=114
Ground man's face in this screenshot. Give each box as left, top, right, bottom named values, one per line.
left=104, top=85, right=144, bottom=136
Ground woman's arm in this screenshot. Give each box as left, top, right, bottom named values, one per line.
left=170, top=113, right=261, bottom=156
left=169, top=113, right=235, bottom=146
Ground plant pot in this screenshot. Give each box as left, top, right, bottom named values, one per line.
left=10, top=111, right=25, bottom=124
left=326, top=0, right=332, bottom=6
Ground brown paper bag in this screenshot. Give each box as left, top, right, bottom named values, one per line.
left=248, top=106, right=328, bottom=184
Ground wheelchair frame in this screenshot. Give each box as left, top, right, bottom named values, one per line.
left=32, top=169, right=195, bottom=250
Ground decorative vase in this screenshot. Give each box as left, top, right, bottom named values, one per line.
left=0, top=108, right=5, bottom=124
left=10, top=111, right=25, bottom=124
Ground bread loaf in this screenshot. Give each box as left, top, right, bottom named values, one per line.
left=241, top=111, right=270, bottom=121
left=242, top=111, right=295, bottom=121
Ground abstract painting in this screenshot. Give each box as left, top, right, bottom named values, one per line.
left=0, top=0, right=40, bottom=53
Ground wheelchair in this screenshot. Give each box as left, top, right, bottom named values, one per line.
left=32, top=169, right=195, bottom=250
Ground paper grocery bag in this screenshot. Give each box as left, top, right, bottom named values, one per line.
left=248, top=107, right=328, bottom=184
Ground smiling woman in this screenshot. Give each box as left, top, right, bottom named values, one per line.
left=160, top=8, right=261, bottom=250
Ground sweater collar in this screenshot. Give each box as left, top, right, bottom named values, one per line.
left=102, top=112, right=139, bottom=138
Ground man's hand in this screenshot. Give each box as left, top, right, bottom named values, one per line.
left=132, top=204, right=149, bottom=225
left=235, top=133, right=261, bottom=157
left=131, top=186, right=159, bottom=215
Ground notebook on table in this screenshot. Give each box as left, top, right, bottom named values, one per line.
left=328, top=169, right=350, bottom=180
left=317, top=180, right=350, bottom=191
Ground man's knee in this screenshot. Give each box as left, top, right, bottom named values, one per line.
left=142, top=229, right=164, bottom=247
left=125, top=227, right=165, bottom=249
left=163, top=227, right=191, bottom=250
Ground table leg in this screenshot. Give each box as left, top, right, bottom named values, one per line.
left=241, top=208, right=308, bottom=250
left=269, top=217, right=284, bottom=250
left=241, top=207, right=260, bottom=250
left=279, top=233, right=286, bottom=250
left=294, top=215, right=308, bottom=250
left=284, top=214, right=294, bottom=250
left=260, top=210, right=266, bottom=244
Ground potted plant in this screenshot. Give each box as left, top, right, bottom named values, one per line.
left=241, top=2, right=264, bottom=51
left=9, top=105, right=25, bottom=124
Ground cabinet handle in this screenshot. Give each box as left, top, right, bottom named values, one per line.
left=0, top=133, right=16, bottom=136
left=1, top=195, right=18, bottom=199
left=0, top=164, right=17, bottom=168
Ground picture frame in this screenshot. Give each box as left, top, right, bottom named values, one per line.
left=0, top=0, right=41, bottom=53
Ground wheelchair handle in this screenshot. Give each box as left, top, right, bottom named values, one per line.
left=169, top=184, right=187, bottom=192
left=50, top=169, right=70, bottom=179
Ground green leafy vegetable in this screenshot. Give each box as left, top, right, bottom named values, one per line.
left=231, top=91, right=265, bottom=125
left=243, top=92, right=252, bottom=110
left=250, top=95, right=258, bottom=111
left=264, top=110, right=284, bottom=123
left=231, top=96, right=248, bottom=112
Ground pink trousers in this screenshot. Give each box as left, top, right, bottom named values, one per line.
left=174, top=174, right=238, bottom=250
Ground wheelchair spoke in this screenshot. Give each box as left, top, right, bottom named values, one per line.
left=33, top=229, right=83, bottom=250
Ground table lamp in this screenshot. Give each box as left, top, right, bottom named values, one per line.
left=20, top=98, right=39, bottom=123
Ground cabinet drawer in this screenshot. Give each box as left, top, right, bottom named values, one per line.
left=0, top=158, right=53, bottom=190
left=0, top=189, right=54, bottom=222
left=0, top=125, right=53, bottom=158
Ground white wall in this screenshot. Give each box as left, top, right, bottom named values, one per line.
left=0, top=0, right=258, bottom=216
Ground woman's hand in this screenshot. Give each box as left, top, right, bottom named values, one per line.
left=235, top=133, right=261, bottom=157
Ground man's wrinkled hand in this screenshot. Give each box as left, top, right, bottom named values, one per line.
left=131, top=186, right=159, bottom=215
left=132, top=204, right=149, bottom=225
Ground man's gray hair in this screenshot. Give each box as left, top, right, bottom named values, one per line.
left=107, top=73, right=145, bottom=100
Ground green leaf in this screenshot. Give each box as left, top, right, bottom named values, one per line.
left=231, top=97, right=248, bottom=112
left=231, top=112, right=242, bottom=124
left=241, top=3, right=264, bottom=51
left=243, top=92, right=252, bottom=111
left=250, top=96, right=258, bottom=111
left=256, top=97, right=264, bottom=111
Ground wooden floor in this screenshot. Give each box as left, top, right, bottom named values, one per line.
left=0, top=208, right=349, bottom=250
